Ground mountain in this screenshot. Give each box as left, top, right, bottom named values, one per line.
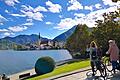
left=0, top=40, right=18, bottom=50
left=53, top=25, right=77, bottom=42
left=0, top=34, right=49, bottom=45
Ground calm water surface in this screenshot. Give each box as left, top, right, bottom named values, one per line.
left=0, top=50, right=72, bottom=75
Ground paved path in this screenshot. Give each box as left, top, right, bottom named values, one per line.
left=45, top=67, right=120, bottom=80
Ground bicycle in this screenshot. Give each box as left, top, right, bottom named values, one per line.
left=104, top=55, right=120, bottom=74
left=104, top=56, right=113, bottom=73
left=94, top=59, right=107, bottom=77
left=86, top=59, right=107, bottom=79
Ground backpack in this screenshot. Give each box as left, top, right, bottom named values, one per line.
left=91, top=48, right=97, bottom=60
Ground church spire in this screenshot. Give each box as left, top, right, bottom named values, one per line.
left=39, top=32, right=40, bottom=39
left=38, top=32, right=41, bottom=47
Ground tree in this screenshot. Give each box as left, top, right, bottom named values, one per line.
left=66, top=24, right=91, bottom=54
left=92, top=11, right=120, bottom=54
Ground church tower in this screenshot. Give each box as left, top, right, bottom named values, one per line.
left=38, top=32, right=41, bottom=47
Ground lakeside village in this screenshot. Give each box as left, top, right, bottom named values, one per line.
left=24, top=40, right=65, bottom=50
left=0, top=33, right=65, bottom=50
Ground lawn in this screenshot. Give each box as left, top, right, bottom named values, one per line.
left=28, top=59, right=90, bottom=80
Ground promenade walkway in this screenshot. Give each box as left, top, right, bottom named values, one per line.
left=45, top=67, right=120, bottom=80
left=7, top=64, right=120, bottom=80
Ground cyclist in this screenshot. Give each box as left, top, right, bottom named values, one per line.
left=106, top=40, right=119, bottom=73
left=97, top=46, right=103, bottom=60
left=89, top=41, right=99, bottom=76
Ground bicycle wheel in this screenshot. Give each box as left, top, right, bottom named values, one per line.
left=94, top=64, right=97, bottom=72
left=105, top=58, right=112, bottom=72
left=86, top=71, right=93, bottom=78
left=99, top=63, right=107, bottom=77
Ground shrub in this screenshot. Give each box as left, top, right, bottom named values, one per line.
left=35, top=56, right=55, bottom=75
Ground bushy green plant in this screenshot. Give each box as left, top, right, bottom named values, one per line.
left=35, top=56, right=55, bottom=75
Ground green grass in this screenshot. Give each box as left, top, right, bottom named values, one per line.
left=28, top=59, right=90, bottom=80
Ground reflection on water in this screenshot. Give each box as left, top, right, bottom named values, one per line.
left=0, top=50, right=72, bottom=75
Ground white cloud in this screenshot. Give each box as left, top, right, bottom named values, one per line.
left=56, top=18, right=76, bottom=30
left=104, top=6, right=119, bottom=12
left=84, top=6, right=93, bottom=11
left=68, top=0, right=83, bottom=11
left=21, top=10, right=43, bottom=21
left=21, top=5, right=44, bottom=21
left=46, top=1, right=62, bottom=13
left=74, top=7, right=118, bottom=27
left=95, top=3, right=102, bottom=9
left=57, top=6, right=119, bottom=30
left=33, top=12, right=43, bottom=21
left=3, top=32, right=11, bottom=36
left=59, top=15, right=63, bottom=18
left=26, top=19, right=33, bottom=22
left=10, top=14, right=26, bottom=17
left=21, top=5, right=34, bottom=12
left=102, top=0, right=120, bottom=6
left=34, top=6, right=47, bottom=12
left=74, top=13, right=85, bottom=18
left=5, top=10, right=10, bottom=13
left=0, top=15, right=8, bottom=24
left=22, top=22, right=33, bottom=26
left=3, top=32, right=15, bottom=37
left=21, top=11, right=34, bottom=18
left=0, top=23, right=4, bottom=25
left=0, top=15, right=7, bottom=21
left=6, top=7, right=26, bottom=18
left=46, top=22, right=53, bottom=25
left=8, top=26, right=27, bottom=32
left=0, top=29, right=9, bottom=32
left=4, top=0, right=20, bottom=6
left=21, top=5, right=47, bottom=12
left=7, top=18, right=13, bottom=21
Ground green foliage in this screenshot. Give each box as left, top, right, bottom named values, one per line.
left=92, top=11, right=120, bottom=53
left=28, top=60, right=90, bottom=80
left=35, top=56, right=55, bottom=75
left=13, top=44, right=27, bottom=50
left=66, top=24, right=91, bottom=54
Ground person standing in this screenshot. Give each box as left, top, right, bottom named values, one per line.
left=85, top=45, right=90, bottom=58
left=106, top=40, right=119, bottom=73
left=97, top=46, right=103, bottom=60
left=89, top=41, right=98, bottom=76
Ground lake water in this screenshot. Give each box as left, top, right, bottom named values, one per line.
left=0, top=50, right=72, bottom=75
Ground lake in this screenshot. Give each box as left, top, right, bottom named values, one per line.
left=0, top=50, right=72, bottom=75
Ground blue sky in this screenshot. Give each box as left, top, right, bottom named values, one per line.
left=0, top=0, right=120, bottom=39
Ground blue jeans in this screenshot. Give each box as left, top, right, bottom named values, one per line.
left=111, top=61, right=118, bottom=70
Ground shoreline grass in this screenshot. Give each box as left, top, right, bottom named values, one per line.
left=28, top=59, right=90, bottom=80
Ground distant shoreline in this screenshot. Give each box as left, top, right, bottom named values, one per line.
left=0, top=49, right=66, bottom=51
